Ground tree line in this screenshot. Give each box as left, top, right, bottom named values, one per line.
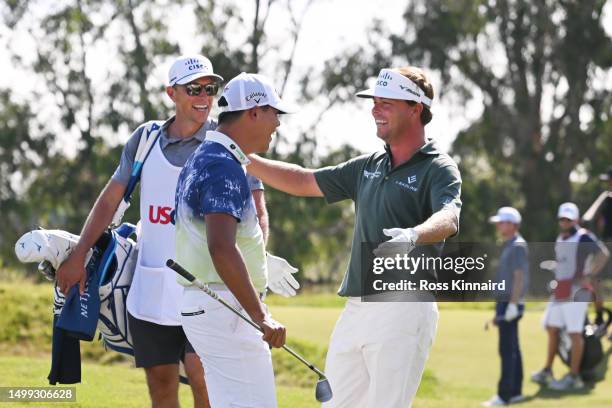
left=1, top=0, right=610, bottom=283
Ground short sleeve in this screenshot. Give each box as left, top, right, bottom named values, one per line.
left=578, top=233, right=599, bottom=258
left=508, top=244, right=529, bottom=274
left=198, top=163, right=250, bottom=221
left=111, top=125, right=146, bottom=185
left=430, top=161, right=462, bottom=218
left=247, top=174, right=264, bottom=191
left=314, top=154, right=369, bottom=203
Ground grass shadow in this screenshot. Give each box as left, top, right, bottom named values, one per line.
left=527, top=345, right=611, bottom=403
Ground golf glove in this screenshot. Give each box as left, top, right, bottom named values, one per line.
left=267, top=253, right=300, bottom=297
left=504, top=303, right=519, bottom=321
left=373, top=228, right=419, bottom=258
left=539, top=260, right=557, bottom=271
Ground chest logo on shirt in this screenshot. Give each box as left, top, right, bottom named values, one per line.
left=363, top=170, right=382, bottom=180
left=395, top=175, right=418, bottom=192
left=149, top=205, right=176, bottom=225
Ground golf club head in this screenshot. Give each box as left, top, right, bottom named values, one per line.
left=315, top=377, right=333, bottom=403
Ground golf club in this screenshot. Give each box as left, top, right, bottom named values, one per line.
left=166, top=259, right=333, bottom=403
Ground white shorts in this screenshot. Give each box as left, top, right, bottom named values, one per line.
left=323, top=299, right=438, bottom=408
left=542, top=301, right=588, bottom=333
left=180, top=287, right=277, bottom=408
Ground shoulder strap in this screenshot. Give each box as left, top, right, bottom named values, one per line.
left=111, top=121, right=162, bottom=226
left=123, top=121, right=162, bottom=201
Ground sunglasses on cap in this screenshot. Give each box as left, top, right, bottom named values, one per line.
left=180, top=82, right=219, bottom=97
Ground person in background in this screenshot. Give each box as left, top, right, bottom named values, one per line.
left=531, top=203, right=609, bottom=390
left=482, top=207, right=528, bottom=407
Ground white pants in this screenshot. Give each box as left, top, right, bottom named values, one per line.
left=543, top=301, right=588, bottom=333
left=323, top=299, right=438, bottom=408
left=180, top=287, right=277, bottom=408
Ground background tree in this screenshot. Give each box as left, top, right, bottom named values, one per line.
left=0, top=0, right=357, bottom=285
left=315, top=0, right=611, bottom=242
left=396, top=0, right=612, bottom=240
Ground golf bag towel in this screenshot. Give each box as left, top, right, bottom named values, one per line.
left=56, top=223, right=136, bottom=349
left=56, top=264, right=101, bottom=340
left=48, top=315, right=81, bottom=385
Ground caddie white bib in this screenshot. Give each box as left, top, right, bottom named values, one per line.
left=554, top=228, right=587, bottom=281
left=127, top=138, right=183, bottom=325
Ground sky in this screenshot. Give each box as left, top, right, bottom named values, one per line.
left=1, top=0, right=610, bottom=158
left=166, top=0, right=484, bottom=155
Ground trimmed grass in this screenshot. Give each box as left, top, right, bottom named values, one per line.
left=0, top=355, right=314, bottom=407
left=1, top=281, right=611, bottom=407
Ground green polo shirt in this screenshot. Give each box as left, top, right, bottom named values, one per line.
left=314, top=139, right=462, bottom=297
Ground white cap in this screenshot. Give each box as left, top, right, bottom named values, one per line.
left=558, top=202, right=580, bottom=221
left=168, top=55, right=223, bottom=86
left=356, top=68, right=432, bottom=107
left=218, top=72, right=297, bottom=114
left=489, top=207, right=522, bottom=224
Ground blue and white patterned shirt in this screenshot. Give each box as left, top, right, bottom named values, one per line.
left=174, top=131, right=267, bottom=291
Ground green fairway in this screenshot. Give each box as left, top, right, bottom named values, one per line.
left=423, top=307, right=612, bottom=408
left=0, top=355, right=316, bottom=408
left=1, top=282, right=611, bottom=407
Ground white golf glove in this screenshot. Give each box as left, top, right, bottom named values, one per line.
left=539, top=260, right=557, bottom=271
left=373, top=228, right=419, bottom=258
left=266, top=253, right=300, bottom=297
left=504, top=303, right=519, bottom=321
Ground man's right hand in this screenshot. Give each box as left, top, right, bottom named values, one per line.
left=258, top=316, right=286, bottom=348
left=56, top=251, right=88, bottom=295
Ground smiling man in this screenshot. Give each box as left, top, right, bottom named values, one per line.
left=56, top=55, right=270, bottom=408
left=247, top=67, right=462, bottom=407
left=175, top=73, right=293, bottom=407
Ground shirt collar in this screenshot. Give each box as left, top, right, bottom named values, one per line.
left=505, top=234, right=520, bottom=244
left=159, top=116, right=211, bottom=149
left=205, top=130, right=250, bottom=165
left=383, top=137, right=442, bottom=157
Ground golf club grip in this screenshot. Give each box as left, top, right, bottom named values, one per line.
left=166, top=259, right=196, bottom=282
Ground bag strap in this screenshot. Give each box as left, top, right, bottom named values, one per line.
left=111, top=122, right=162, bottom=226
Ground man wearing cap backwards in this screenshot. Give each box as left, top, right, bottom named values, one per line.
left=482, top=207, right=528, bottom=407
left=55, top=56, right=269, bottom=407
left=247, top=66, right=462, bottom=407
left=174, top=72, right=294, bottom=407
left=531, top=202, right=609, bottom=390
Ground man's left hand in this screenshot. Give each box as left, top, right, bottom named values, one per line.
left=373, top=228, right=419, bottom=258
left=267, top=253, right=300, bottom=297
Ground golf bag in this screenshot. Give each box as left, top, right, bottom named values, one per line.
left=91, top=223, right=137, bottom=354
left=557, top=308, right=611, bottom=378
left=15, top=224, right=138, bottom=355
